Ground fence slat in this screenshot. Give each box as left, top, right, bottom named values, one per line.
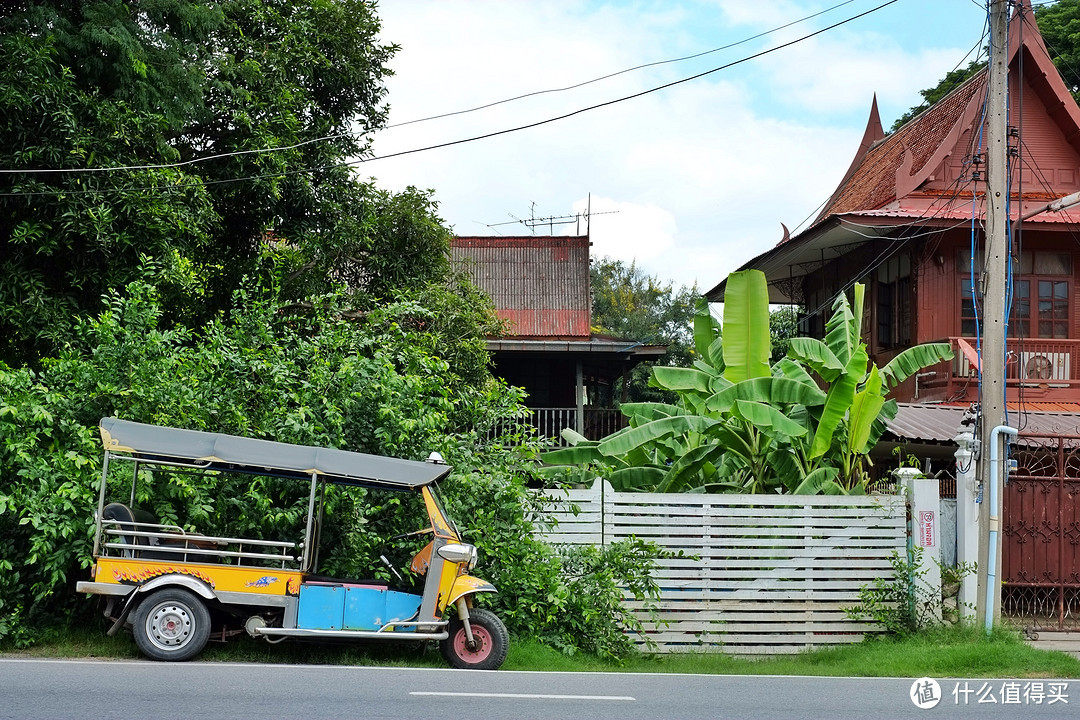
left=537, top=480, right=905, bottom=655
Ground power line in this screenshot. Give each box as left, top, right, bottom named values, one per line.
left=0, top=0, right=863, bottom=177
left=0, top=0, right=898, bottom=195
left=383, top=0, right=861, bottom=131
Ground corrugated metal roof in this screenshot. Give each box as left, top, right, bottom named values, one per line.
left=886, top=404, right=971, bottom=443
left=843, top=205, right=1080, bottom=224
left=887, top=402, right=1080, bottom=444
left=451, top=236, right=591, bottom=338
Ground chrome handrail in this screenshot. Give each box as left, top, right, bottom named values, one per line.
left=103, top=526, right=296, bottom=549
left=101, top=542, right=296, bottom=562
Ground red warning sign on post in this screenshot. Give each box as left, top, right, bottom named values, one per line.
left=918, top=510, right=936, bottom=548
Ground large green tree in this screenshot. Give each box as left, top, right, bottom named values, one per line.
left=0, top=0, right=398, bottom=365
left=0, top=280, right=660, bottom=658
left=589, top=258, right=697, bottom=403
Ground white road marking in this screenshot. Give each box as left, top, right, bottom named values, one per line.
left=410, top=691, right=635, bottom=701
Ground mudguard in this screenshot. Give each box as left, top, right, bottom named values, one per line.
left=136, top=574, right=216, bottom=601
left=447, top=574, right=496, bottom=606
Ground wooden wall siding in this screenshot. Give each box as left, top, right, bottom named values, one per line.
left=1005, top=72, right=1080, bottom=194
left=539, top=481, right=907, bottom=655
left=913, top=233, right=962, bottom=344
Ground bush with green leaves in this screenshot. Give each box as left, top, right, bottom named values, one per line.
left=544, top=270, right=954, bottom=494
left=844, top=547, right=976, bottom=636
left=0, top=280, right=661, bottom=658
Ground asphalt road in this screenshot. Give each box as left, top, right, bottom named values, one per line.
left=0, top=657, right=1074, bottom=720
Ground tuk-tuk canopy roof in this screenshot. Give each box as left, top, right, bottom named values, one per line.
left=99, top=418, right=452, bottom=489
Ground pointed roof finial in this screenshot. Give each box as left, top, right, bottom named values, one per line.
left=814, top=95, right=885, bottom=223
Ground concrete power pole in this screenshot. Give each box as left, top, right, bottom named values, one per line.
left=976, top=0, right=1010, bottom=629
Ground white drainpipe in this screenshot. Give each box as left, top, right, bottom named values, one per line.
left=985, top=424, right=1016, bottom=635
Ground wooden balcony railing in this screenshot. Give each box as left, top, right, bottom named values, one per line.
left=913, top=337, right=1080, bottom=403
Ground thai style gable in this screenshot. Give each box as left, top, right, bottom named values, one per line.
left=707, top=1, right=1080, bottom=413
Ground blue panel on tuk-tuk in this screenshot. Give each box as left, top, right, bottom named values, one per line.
left=297, top=584, right=345, bottom=630
left=343, top=586, right=422, bottom=631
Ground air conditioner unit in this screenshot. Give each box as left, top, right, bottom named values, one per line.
left=1021, top=352, right=1070, bottom=382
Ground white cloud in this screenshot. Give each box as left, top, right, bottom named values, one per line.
left=568, top=196, right=678, bottom=265
left=367, top=1, right=988, bottom=291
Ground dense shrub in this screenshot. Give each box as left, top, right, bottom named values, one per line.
left=0, top=282, right=660, bottom=657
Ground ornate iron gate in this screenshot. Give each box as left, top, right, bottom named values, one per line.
left=1001, top=433, right=1080, bottom=633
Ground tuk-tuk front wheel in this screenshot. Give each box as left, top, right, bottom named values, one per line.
left=132, top=588, right=211, bottom=662
left=440, top=607, right=508, bottom=670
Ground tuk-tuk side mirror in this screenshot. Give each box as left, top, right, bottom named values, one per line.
left=426, top=452, right=447, bottom=465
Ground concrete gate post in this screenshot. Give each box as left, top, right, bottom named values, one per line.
left=896, top=467, right=942, bottom=623
left=953, top=427, right=978, bottom=622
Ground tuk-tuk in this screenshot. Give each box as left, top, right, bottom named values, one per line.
left=75, top=418, right=509, bottom=669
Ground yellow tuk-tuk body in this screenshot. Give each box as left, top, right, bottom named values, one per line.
left=76, top=418, right=507, bottom=669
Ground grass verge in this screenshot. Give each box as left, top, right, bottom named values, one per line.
left=6, top=624, right=1079, bottom=678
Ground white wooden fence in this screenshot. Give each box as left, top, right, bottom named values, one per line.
left=539, top=480, right=907, bottom=655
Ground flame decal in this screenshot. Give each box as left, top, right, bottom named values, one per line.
left=112, top=565, right=215, bottom=589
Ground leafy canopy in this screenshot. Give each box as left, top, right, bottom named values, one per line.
left=589, top=258, right=698, bottom=403
left=0, top=0, right=399, bottom=365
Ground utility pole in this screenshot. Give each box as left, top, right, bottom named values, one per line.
left=976, top=0, right=1010, bottom=629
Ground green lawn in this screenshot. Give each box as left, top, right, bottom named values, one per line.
left=7, top=625, right=1079, bottom=678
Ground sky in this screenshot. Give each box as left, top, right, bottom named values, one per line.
left=365, top=0, right=990, bottom=293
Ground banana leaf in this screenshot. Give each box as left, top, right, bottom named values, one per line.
left=823, top=286, right=861, bottom=367
left=809, top=343, right=868, bottom=459
left=721, top=270, right=771, bottom=383
left=560, top=428, right=590, bottom=445
left=773, top=357, right=819, bottom=386
left=543, top=442, right=606, bottom=465
left=707, top=336, right=725, bottom=371
left=651, top=366, right=713, bottom=394
left=880, top=342, right=954, bottom=389
left=609, top=466, right=666, bottom=491
left=792, top=466, right=842, bottom=495
left=617, top=402, right=681, bottom=422
left=693, top=296, right=721, bottom=364
left=732, top=399, right=808, bottom=437
left=787, top=337, right=844, bottom=382
left=597, top=415, right=720, bottom=456
left=847, top=365, right=886, bottom=455
left=656, top=444, right=726, bottom=492
left=693, top=358, right=719, bottom=375
left=705, top=376, right=827, bottom=413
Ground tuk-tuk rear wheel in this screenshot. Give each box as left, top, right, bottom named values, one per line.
left=440, top=607, right=508, bottom=671
left=131, top=588, right=211, bottom=662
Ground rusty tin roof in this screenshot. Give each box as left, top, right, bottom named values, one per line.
left=451, top=236, right=591, bottom=338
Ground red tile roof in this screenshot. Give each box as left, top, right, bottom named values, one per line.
left=819, top=73, right=987, bottom=221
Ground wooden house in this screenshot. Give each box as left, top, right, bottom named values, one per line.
left=451, top=235, right=665, bottom=441
left=706, top=5, right=1080, bottom=630
left=708, top=2, right=1080, bottom=415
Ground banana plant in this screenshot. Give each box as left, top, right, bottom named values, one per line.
left=542, top=270, right=954, bottom=495
left=544, top=271, right=818, bottom=493
left=786, top=286, right=953, bottom=489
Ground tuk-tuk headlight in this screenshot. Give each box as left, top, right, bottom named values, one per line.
left=437, top=543, right=477, bottom=569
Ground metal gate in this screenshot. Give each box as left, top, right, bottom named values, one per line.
left=1001, top=432, right=1080, bottom=633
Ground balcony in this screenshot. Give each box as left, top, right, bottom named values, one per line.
left=488, top=407, right=628, bottom=445
left=913, top=337, right=1080, bottom=404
